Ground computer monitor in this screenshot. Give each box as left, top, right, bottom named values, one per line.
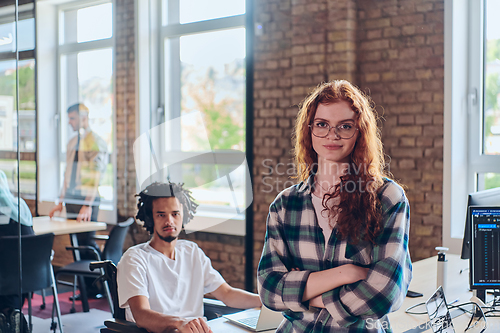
left=460, top=187, right=500, bottom=260
left=468, top=206, right=500, bottom=302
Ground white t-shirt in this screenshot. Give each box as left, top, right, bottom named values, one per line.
left=117, top=239, right=226, bottom=322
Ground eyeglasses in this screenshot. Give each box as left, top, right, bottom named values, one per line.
left=309, top=121, right=358, bottom=139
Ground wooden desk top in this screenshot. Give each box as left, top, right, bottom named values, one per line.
left=388, top=254, right=487, bottom=332
left=33, top=216, right=107, bottom=235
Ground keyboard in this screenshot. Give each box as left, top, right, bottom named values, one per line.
left=235, top=316, right=258, bottom=328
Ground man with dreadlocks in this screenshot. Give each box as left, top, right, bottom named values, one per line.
left=117, top=181, right=261, bottom=333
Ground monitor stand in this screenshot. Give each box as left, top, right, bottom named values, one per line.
left=473, top=289, right=486, bottom=304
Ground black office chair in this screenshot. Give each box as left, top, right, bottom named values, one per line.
left=54, top=217, right=134, bottom=317
left=89, top=260, right=146, bottom=333
left=0, top=233, right=63, bottom=333
left=90, top=260, right=243, bottom=333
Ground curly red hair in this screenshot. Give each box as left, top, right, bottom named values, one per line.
left=293, top=80, right=391, bottom=244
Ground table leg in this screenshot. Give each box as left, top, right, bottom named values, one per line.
left=69, top=233, right=90, bottom=313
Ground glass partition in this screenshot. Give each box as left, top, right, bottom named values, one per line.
left=0, top=0, right=35, bottom=324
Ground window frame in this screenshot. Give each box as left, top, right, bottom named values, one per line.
left=36, top=0, right=117, bottom=222
left=136, top=0, right=249, bottom=235
left=444, top=0, right=500, bottom=253
left=0, top=3, right=36, bottom=198
left=468, top=0, right=500, bottom=191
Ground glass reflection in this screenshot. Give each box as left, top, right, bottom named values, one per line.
left=0, top=18, right=34, bottom=53
left=176, top=163, right=247, bottom=210
left=59, top=48, right=114, bottom=206
left=0, top=59, right=36, bottom=153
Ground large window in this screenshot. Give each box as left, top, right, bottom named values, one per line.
left=137, top=0, right=249, bottom=234
left=0, top=7, right=35, bottom=196
left=37, top=0, right=115, bottom=221
left=469, top=0, right=500, bottom=192
left=444, top=0, right=500, bottom=252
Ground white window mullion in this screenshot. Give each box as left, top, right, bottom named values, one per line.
left=467, top=0, right=484, bottom=194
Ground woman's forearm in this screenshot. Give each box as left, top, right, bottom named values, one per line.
left=301, top=264, right=368, bottom=302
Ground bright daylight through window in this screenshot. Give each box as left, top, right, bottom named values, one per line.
left=55, top=1, right=115, bottom=218
left=0, top=15, right=35, bottom=196
left=161, top=0, right=247, bottom=219
left=481, top=0, right=500, bottom=190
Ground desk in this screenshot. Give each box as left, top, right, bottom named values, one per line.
left=33, top=216, right=107, bottom=235
left=33, top=215, right=107, bottom=261
left=209, top=255, right=493, bottom=332
left=388, top=254, right=492, bottom=332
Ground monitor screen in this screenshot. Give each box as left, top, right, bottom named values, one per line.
left=461, top=187, right=500, bottom=260
left=469, top=206, right=500, bottom=290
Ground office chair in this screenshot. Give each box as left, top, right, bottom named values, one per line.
left=0, top=233, right=63, bottom=333
left=89, top=260, right=146, bottom=333
left=54, top=217, right=134, bottom=317
left=90, top=260, right=243, bottom=333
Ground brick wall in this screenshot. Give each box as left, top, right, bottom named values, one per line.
left=112, top=0, right=445, bottom=291
left=355, top=0, right=444, bottom=259
left=252, top=0, right=445, bottom=287
left=115, top=0, right=138, bottom=220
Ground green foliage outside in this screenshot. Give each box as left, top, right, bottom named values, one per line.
left=180, top=62, right=245, bottom=192
left=485, top=173, right=500, bottom=190
left=485, top=40, right=500, bottom=141
left=183, top=67, right=244, bottom=151
left=0, top=61, right=35, bottom=109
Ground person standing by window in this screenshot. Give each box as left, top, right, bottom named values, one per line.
left=49, top=103, right=108, bottom=298
left=257, top=80, right=412, bottom=332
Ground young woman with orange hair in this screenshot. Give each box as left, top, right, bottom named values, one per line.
left=257, top=80, right=412, bottom=332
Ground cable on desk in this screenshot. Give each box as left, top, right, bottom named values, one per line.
left=404, top=302, right=427, bottom=315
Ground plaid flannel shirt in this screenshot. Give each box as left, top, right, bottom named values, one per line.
left=257, top=176, right=412, bottom=333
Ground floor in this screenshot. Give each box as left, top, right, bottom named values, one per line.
left=30, top=309, right=110, bottom=333
left=24, top=283, right=112, bottom=333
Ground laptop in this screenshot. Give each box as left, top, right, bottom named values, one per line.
left=223, top=306, right=283, bottom=331
left=425, top=286, right=455, bottom=333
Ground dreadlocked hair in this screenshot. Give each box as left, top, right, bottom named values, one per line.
left=135, top=181, right=199, bottom=234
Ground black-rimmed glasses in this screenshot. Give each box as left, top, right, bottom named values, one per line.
left=309, top=121, right=358, bottom=139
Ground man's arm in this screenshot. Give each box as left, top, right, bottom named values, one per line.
left=209, top=282, right=261, bottom=309
left=128, top=295, right=212, bottom=333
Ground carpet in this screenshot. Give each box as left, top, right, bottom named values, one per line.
left=22, top=291, right=110, bottom=319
